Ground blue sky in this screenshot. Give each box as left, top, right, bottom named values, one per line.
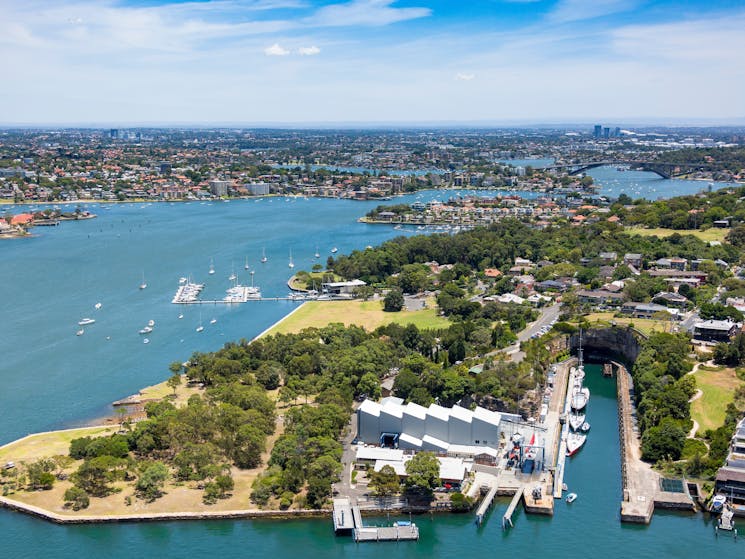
left=1, top=0, right=743, bottom=124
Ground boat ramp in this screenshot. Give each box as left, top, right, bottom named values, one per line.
left=332, top=498, right=419, bottom=543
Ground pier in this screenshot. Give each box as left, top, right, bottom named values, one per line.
left=502, top=484, right=525, bottom=529
left=332, top=498, right=419, bottom=543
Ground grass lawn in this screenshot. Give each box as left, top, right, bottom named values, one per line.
left=0, top=426, right=118, bottom=464
left=691, top=367, right=743, bottom=433
left=625, top=226, right=729, bottom=243
left=264, top=298, right=450, bottom=336
left=581, top=312, right=670, bottom=336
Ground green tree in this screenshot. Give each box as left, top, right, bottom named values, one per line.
left=63, top=486, right=90, bottom=510
left=167, top=373, right=182, bottom=396
left=369, top=464, right=400, bottom=496
left=135, top=462, right=169, bottom=502
left=356, top=372, right=381, bottom=400
left=641, top=418, right=686, bottom=462
left=26, top=458, right=56, bottom=490
left=404, top=451, right=440, bottom=496
left=383, top=288, right=404, bottom=312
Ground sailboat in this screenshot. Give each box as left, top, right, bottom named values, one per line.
left=139, top=272, right=147, bottom=290
left=94, top=302, right=102, bottom=310
left=228, top=263, right=237, bottom=282
left=244, top=257, right=250, bottom=270
left=208, top=258, right=215, bottom=275
left=568, top=413, right=586, bottom=431
left=196, top=312, right=204, bottom=332
left=314, top=245, right=320, bottom=259
left=331, top=247, right=338, bottom=254
left=261, top=248, right=267, bottom=263
left=288, top=250, right=295, bottom=269
left=566, top=432, right=587, bottom=456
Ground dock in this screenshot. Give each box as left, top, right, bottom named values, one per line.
left=332, top=498, right=419, bottom=543
left=470, top=472, right=499, bottom=526
left=552, top=361, right=573, bottom=498
left=502, top=484, right=525, bottom=529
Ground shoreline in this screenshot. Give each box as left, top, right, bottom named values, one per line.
left=252, top=302, right=307, bottom=341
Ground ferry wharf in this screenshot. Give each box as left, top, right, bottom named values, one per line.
left=332, top=498, right=419, bottom=543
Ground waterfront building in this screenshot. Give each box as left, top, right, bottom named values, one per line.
left=715, top=416, right=745, bottom=508
left=357, top=398, right=502, bottom=451
left=209, top=180, right=231, bottom=196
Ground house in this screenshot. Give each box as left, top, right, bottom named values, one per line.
left=654, top=257, right=687, bottom=271
left=322, top=279, right=366, bottom=296
left=653, top=292, right=688, bottom=309
left=535, top=280, right=569, bottom=292
left=599, top=251, right=617, bottom=263
left=714, top=417, right=745, bottom=507
left=484, top=268, right=502, bottom=278
left=621, top=302, right=680, bottom=320
left=693, top=320, right=739, bottom=343
left=624, top=253, right=643, bottom=268
left=576, top=289, right=625, bottom=307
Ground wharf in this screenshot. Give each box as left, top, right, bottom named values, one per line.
left=551, top=360, right=573, bottom=499
left=502, top=484, right=525, bottom=529
left=523, top=482, right=554, bottom=515
left=332, top=498, right=418, bottom=543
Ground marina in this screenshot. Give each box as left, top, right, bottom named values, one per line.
left=332, top=498, right=419, bottom=543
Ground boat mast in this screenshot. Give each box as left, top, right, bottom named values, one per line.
left=578, top=328, right=584, bottom=367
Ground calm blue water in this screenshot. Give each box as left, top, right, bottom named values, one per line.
left=1, top=182, right=740, bottom=555
left=588, top=166, right=736, bottom=200
left=275, top=164, right=446, bottom=176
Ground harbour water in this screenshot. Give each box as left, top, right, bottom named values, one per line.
left=0, top=169, right=740, bottom=556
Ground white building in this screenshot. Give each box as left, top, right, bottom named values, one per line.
left=357, top=398, right=502, bottom=451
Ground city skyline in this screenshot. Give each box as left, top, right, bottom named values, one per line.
left=1, top=0, right=744, bottom=124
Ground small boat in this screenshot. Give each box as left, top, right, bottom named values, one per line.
left=139, top=272, right=147, bottom=290
left=143, top=338, right=150, bottom=344
left=566, top=432, right=587, bottom=456
left=314, top=245, right=320, bottom=258
left=147, top=319, right=155, bottom=327
left=210, top=318, right=217, bottom=324
left=570, top=387, right=590, bottom=411
left=179, top=277, right=187, bottom=285
left=196, top=325, right=204, bottom=332
left=209, top=258, right=215, bottom=275
left=178, top=314, right=184, bottom=319
left=288, top=250, right=294, bottom=269
left=78, top=318, right=96, bottom=326
left=94, top=302, right=102, bottom=310
left=711, top=494, right=727, bottom=514
left=139, top=326, right=153, bottom=335
left=566, top=492, right=578, bottom=503
left=580, top=422, right=591, bottom=433
left=244, top=257, right=249, bottom=270
left=76, top=329, right=85, bottom=336
left=261, top=248, right=267, bottom=263
left=331, top=247, right=338, bottom=253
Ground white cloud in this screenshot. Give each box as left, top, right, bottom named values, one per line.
left=455, top=72, right=475, bottom=81
left=264, top=43, right=290, bottom=56
left=298, top=45, right=321, bottom=55
left=307, top=0, right=431, bottom=27
left=548, top=0, right=638, bottom=23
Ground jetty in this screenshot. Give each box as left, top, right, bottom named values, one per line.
left=332, top=498, right=419, bottom=543
left=501, top=484, right=525, bottom=529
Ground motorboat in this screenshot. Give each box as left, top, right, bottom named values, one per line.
left=711, top=494, right=727, bottom=514
left=139, top=326, right=153, bottom=335
left=580, top=422, right=591, bottom=433
left=566, top=492, right=578, bottom=503
left=147, top=319, right=155, bottom=327
left=196, top=325, right=204, bottom=332
left=178, top=314, right=184, bottom=319
left=331, top=247, right=338, bottom=253
left=76, top=329, right=85, bottom=336
left=78, top=318, right=96, bottom=326
left=210, top=318, right=217, bottom=324
left=94, top=302, right=102, bottom=310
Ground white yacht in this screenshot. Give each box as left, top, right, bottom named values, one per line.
left=568, top=413, right=585, bottom=431
left=78, top=318, right=96, bottom=326
left=566, top=432, right=587, bottom=456
left=139, top=272, right=147, bottom=290
left=139, top=326, right=153, bottom=335
left=209, top=258, right=215, bottom=275
left=331, top=247, right=338, bottom=253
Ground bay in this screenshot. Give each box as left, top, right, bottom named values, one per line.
left=1, top=170, right=741, bottom=555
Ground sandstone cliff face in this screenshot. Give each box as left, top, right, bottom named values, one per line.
left=569, top=327, right=642, bottom=365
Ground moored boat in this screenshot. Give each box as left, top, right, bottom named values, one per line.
left=566, top=432, right=587, bottom=456
left=568, top=413, right=585, bottom=431
left=78, top=318, right=96, bottom=326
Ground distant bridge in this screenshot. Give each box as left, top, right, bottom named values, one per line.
left=544, top=160, right=718, bottom=180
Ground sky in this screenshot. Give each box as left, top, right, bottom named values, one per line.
left=1, top=0, right=744, bottom=125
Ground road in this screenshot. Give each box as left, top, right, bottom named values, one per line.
left=501, top=303, right=562, bottom=362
